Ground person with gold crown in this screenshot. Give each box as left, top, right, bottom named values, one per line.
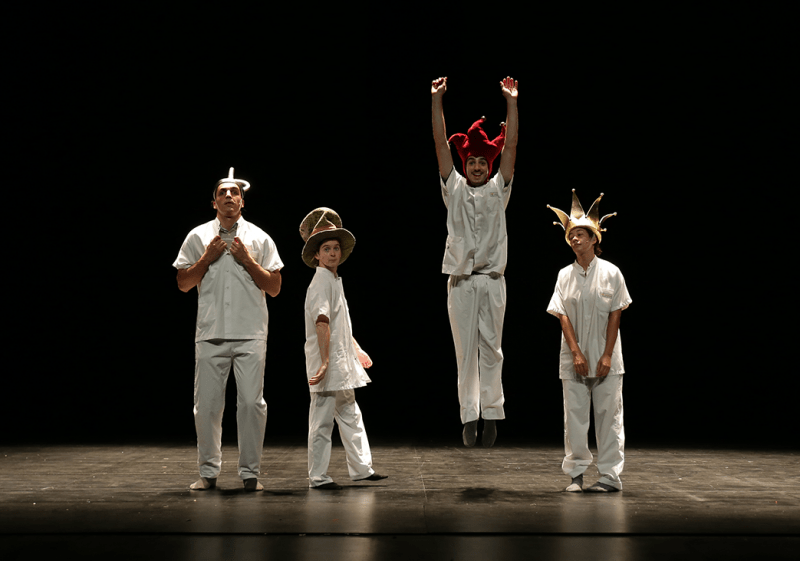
left=173, top=168, right=283, bottom=492
left=299, top=208, right=387, bottom=490
left=546, top=190, right=632, bottom=492
left=431, top=76, right=519, bottom=447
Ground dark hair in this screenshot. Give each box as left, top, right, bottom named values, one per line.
left=212, top=183, right=245, bottom=201
left=572, top=227, right=603, bottom=256
left=315, top=236, right=342, bottom=254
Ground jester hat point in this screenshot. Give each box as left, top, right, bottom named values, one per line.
left=448, top=117, right=506, bottom=178
left=547, top=189, right=617, bottom=245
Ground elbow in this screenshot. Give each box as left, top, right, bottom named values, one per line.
left=265, top=271, right=282, bottom=297
left=176, top=277, right=191, bottom=293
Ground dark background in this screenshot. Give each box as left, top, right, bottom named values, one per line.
left=8, top=9, right=794, bottom=450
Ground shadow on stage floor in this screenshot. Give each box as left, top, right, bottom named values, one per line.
left=1, top=438, right=798, bottom=560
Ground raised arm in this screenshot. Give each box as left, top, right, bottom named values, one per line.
left=431, top=77, right=454, bottom=180
left=498, top=76, right=519, bottom=185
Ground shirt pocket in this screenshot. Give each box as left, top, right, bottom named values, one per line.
left=597, top=287, right=614, bottom=312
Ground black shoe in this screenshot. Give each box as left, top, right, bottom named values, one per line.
left=482, top=420, right=497, bottom=447
left=243, top=478, right=263, bottom=492
left=463, top=420, right=478, bottom=447
left=313, top=482, right=342, bottom=490
left=585, top=481, right=620, bottom=493
left=355, top=473, right=388, bottom=481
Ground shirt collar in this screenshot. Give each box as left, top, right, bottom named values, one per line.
left=316, top=266, right=340, bottom=280
left=214, top=216, right=245, bottom=232
left=572, top=255, right=597, bottom=274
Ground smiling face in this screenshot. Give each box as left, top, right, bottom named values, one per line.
left=315, top=238, right=342, bottom=273
left=213, top=182, right=244, bottom=219
left=465, top=156, right=489, bottom=186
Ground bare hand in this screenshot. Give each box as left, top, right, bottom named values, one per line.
left=230, top=237, right=254, bottom=265
left=596, top=354, right=612, bottom=377
left=203, top=236, right=227, bottom=263
left=572, top=350, right=589, bottom=377
left=309, top=363, right=327, bottom=386
left=500, top=76, right=518, bottom=101
left=356, top=348, right=373, bottom=369
left=431, top=76, right=447, bottom=98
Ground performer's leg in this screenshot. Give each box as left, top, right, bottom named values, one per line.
left=592, top=375, right=625, bottom=490
left=333, top=389, right=374, bottom=481
left=308, top=391, right=336, bottom=487
left=448, top=274, right=480, bottom=424
left=562, top=377, right=594, bottom=478
left=477, top=274, right=506, bottom=421
left=194, top=339, right=232, bottom=479
left=232, top=339, right=268, bottom=481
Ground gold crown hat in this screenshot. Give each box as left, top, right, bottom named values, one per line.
left=547, top=189, right=617, bottom=245
left=213, top=167, right=251, bottom=197
left=300, top=208, right=355, bottom=268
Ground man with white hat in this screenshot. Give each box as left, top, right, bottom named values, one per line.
left=173, top=168, right=283, bottom=492
left=431, top=76, right=519, bottom=447
left=546, top=190, right=632, bottom=492
left=300, top=208, right=387, bottom=490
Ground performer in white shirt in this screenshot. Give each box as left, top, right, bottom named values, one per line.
left=431, top=76, right=519, bottom=447
left=299, top=208, right=387, bottom=490
left=173, top=168, right=283, bottom=492
left=546, top=190, right=632, bottom=492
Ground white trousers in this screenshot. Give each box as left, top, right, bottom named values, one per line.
left=194, top=339, right=267, bottom=480
left=447, top=273, right=506, bottom=423
left=562, top=375, right=625, bottom=489
left=308, top=389, right=374, bottom=487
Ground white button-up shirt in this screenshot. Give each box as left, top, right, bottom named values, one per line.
left=304, top=267, right=371, bottom=393
left=547, top=257, right=632, bottom=379
left=441, top=168, right=512, bottom=275
left=173, top=216, right=283, bottom=342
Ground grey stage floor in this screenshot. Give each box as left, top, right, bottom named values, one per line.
left=1, top=441, right=798, bottom=560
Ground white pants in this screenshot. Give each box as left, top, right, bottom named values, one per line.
left=562, top=375, right=625, bottom=489
left=448, top=273, right=506, bottom=423
left=194, top=339, right=267, bottom=480
left=308, top=389, right=374, bottom=487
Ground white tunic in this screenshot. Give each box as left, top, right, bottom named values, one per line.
left=173, top=216, right=284, bottom=342
left=304, top=267, right=371, bottom=393
left=440, top=168, right=512, bottom=275
left=547, top=257, right=632, bottom=379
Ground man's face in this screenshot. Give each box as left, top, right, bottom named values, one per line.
left=214, top=182, right=244, bottom=218
left=569, top=227, right=597, bottom=257
left=465, top=156, right=489, bottom=186
left=315, top=239, right=341, bottom=272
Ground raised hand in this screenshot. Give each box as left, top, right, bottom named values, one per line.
left=500, top=76, right=518, bottom=100
left=431, top=76, right=448, bottom=98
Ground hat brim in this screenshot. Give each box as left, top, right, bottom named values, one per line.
left=565, top=223, right=602, bottom=245
left=302, top=228, right=355, bottom=268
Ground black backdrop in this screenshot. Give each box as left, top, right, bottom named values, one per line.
left=8, top=10, right=793, bottom=451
